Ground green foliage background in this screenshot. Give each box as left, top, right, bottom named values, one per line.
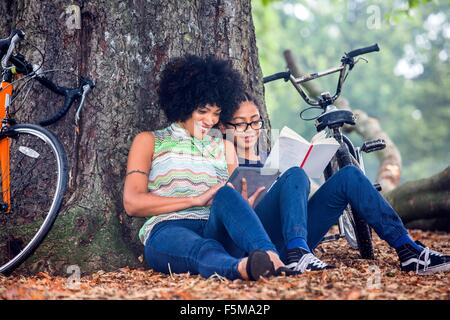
left=252, top=0, right=449, bottom=182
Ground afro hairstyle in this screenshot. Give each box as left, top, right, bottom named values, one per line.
left=158, top=55, right=245, bottom=124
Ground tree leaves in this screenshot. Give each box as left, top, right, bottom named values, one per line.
left=1, top=229, right=449, bottom=300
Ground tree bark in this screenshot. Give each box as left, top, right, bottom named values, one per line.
left=385, top=166, right=450, bottom=231
left=1, top=0, right=267, bottom=275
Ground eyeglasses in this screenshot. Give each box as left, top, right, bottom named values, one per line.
left=226, top=118, right=264, bottom=132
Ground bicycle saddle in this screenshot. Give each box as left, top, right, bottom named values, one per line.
left=315, top=108, right=355, bottom=131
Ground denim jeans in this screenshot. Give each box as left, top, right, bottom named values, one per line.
left=253, top=166, right=408, bottom=260
left=144, top=165, right=408, bottom=279
left=144, top=185, right=276, bottom=280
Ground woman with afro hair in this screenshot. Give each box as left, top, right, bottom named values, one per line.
left=123, top=55, right=298, bottom=280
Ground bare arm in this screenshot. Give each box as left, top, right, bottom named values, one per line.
left=123, top=132, right=196, bottom=217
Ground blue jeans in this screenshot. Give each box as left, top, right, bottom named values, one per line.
left=145, top=166, right=408, bottom=279
left=144, top=185, right=277, bottom=280
left=253, top=166, right=407, bottom=260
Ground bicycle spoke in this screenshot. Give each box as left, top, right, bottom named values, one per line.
left=10, top=159, right=43, bottom=197
left=1, top=125, right=67, bottom=275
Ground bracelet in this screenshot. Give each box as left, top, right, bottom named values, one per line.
left=126, top=169, right=148, bottom=177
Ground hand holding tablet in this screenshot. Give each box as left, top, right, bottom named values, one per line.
left=226, top=167, right=280, bottom=207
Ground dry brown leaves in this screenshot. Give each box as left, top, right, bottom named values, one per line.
left=1, top=229, right=449, bottom=300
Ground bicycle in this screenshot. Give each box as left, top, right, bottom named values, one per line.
left=263, top=44, right=385, bottom=259
left=0, top=29, right=94, bottom=275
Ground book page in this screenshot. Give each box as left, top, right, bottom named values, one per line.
left=310, top=130, right=327, bottom=144
left=263, top=126, right=340, bottom=177
left=280, top=126, right=310, bottom=144
left=302, top=143, right=340, bottom=178
left=311, top=130, right=340, bottom=145
left=263, top=136, right=311, bottom=173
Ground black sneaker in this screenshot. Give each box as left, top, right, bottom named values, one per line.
left=396, top=241, right=450, bottom=275
left=246, top=250, right=301, bottom=280
left=285, top=248, right=335, bottom=272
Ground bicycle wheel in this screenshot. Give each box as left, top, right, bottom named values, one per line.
left=325, top=154, right=375, bottom=259
left=0, top=124, right=68, bottom=275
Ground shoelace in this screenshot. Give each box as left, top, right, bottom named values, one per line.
left=416, top=241, right=443, bottom=257
left=293, top=253, right=328, bottom=272
left=416, top=247, right=431, bottom=274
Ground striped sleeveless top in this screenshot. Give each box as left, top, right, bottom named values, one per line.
left=138, top=122, right=229, bottom=244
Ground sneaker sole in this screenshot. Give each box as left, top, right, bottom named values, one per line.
left=417, top=262, right=450, bottom=275
left=246, top=250, right=275, bottom=280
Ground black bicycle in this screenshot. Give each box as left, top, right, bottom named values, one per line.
left=0, top=29, right=94, bottom=275
left=264, top=44, right=385, bottom=259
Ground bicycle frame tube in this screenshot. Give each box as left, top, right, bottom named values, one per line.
left=288, top=64, right=347, bottom=107
left=292, top=65, right=344, bottom=84
left=0, top=80, right=12, bottom=212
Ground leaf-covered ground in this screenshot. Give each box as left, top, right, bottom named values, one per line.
left=1, top=229, right=449, bottom=300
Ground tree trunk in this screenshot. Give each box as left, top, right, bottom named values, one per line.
left=385, top=166, right=450, bottom=231
left=1, top=0, right=266, bottom=275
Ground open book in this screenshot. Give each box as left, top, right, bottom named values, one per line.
left=263, top=126, right=340, bottom=178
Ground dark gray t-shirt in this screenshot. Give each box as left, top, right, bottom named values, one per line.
left=238, top=151, right=267, bottom=168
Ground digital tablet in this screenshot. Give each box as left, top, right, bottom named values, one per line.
left=227, top=167, right=281, bottom=206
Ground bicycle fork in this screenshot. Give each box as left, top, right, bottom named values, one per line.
left=0, top=81, right=12, bottom=214
left=328, top=126, right=356, bottom=241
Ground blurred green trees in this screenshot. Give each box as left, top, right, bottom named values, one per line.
left=253, top=0, right=449, bottom=182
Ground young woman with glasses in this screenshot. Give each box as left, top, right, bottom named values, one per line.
left=221, top=93, right=450, bottom=275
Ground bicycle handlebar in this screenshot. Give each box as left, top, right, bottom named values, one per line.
left=263, top=71, right=291, bottom=84
left=1, top=29, right=95, bottom=126
left=36, top=76, right=95, bottom=126
left=346, top=44, right=379, bottom=59
left=0, top=29, right=25, bottom=69
left=264, top=44, right=380, bottom=109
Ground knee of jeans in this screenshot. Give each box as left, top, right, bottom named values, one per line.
left=283, top=166, right=310, bottom=188
left=214, top=185, right=239, bottom=202
left=338, top=165, right=364, bottom=179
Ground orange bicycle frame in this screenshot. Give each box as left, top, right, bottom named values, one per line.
left=0, top=80, right=12, bottom=213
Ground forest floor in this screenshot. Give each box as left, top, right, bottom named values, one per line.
left=1, top=229, right=449, bottom=300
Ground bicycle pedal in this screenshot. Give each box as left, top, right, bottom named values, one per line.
left=321, top=234, right=344, bottom=243
left=361, top=139, right=386, bottom=153
left=373, top=183, right=382, bottom=191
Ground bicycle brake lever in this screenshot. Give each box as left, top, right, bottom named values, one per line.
left=353, top=57, right=368, bottom=66
left=75, top=80, right=95, bottom=128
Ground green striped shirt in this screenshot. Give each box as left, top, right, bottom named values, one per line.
left=138, top=122, right=229, bottom=244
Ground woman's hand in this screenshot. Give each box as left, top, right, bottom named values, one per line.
left=228, top=178, right=265, bottom=208
left=192, top=182, right=225, bottom=207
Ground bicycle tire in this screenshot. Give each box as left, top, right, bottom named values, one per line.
left=325, top=140, right=375, bottom=259
left=0, top=124, right=68, bottom=275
